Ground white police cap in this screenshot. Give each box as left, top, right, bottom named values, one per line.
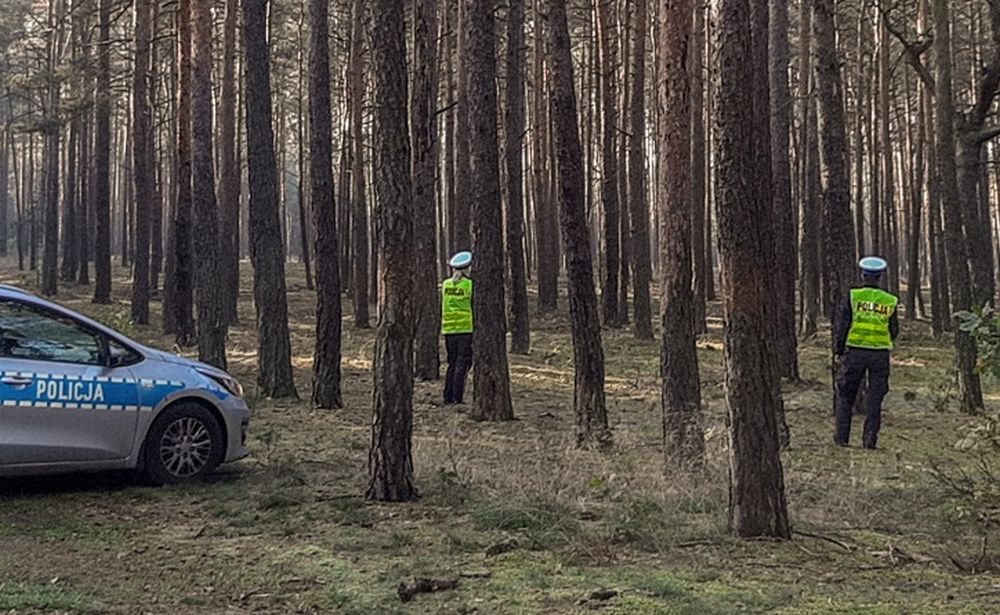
left=859, top=256, right=888, bottom=275
left=449, top=251, right=473, bottom=269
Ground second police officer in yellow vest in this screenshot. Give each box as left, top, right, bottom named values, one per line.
left=442, top=251, right=474, bottom=405
left=834, top=256, right=899, bottom=449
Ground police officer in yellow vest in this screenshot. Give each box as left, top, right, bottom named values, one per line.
left=442, top=251, right=474, bottom=404
left=834, top=256, right=899, bottom=449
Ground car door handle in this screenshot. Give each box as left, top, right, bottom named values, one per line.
left=1, top=376, right=33, bottom=387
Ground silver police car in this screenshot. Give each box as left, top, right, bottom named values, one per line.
left=0, top=285, right=250, bottom=483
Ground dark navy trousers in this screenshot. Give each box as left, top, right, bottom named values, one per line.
left=443, top=333, right=473, bottom=404
left=835, top=348, right=890, bottom=448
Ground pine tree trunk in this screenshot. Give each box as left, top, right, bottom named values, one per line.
left=468, top=0, right=514, bottom=422
left=452, top=0, right=472, bottom=252
left=597, top=0, right=620, bottom=326
left=219, top=0, right=241, bottom=325
left=534, top=7, right=559, bottom=314
left=718, top=0, right=790, bottom=540
left=815, top=0, right=857, bottom=417
left=0, top=124, right=8, bottom=259
left=546, top=0, right=610, bottom=448
left=412, top=0, right=441, bottom=381
left=367, top=0, right=418, bottom=502
left=690, top=1, right=708, bottom=336
left=933, top=0, right=984, bottom=413
left=165, top=0, right=196, bottom=342
left=769, top=0, right=797, bottom=378
left=92, top=0, right=112, bottom=304
left=505, top=0, right=531, bottom=355
left=310, top=0, right=343, bottom=407
left=349, top=0, right=370, bottom=329
left=191, top=0, right=227, bottom=368
left=41, top=0, right=62, bottom=297
left=131, top=0, right=154, bottom=323
left=628, top=0, right=652, bottom=340
left=659, top=0, right=705, bottom=466
left=243, top=0, right=298, bottom=399
left=797, top=0, right=820, bottom=338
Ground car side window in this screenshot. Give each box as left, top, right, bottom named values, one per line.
left=0, top=300, right=104, bottom=366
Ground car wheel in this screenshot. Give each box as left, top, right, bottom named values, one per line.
left=143, top=403, right=225, bottom=484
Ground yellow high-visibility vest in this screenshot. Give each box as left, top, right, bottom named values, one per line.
left=846, top=287, right=898, bottom=350
left=441, top=278, right=473, bottom=335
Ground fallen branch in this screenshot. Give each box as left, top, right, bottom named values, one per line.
left=396, top=578, right=460, bottom=603
left=793, top=530, right=855, bottom=552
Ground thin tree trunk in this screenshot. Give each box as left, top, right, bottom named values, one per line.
left=815, top=0, right=858, bottom=416
left=191, top=0, right=227, bottom=368
left=131, top=0, right=154, bottom=323
left=219, top=0, right=241, bottom=324
left=597, top=0, right=620, bottom=326
left=769, top=0, right=797, bottom=378
left=468, top=0, right=514, bottom=422
left=412, top=0, right=441, bottom=380
left=546, top=0, right=610, bottom=448
left=659, top=0, right=705, bottom=466
left=310, top=0, right=343, bottom=407
left=349, top=0, right=370, bottom=328
left=628, top=0, right=652, bottom=340
left=506, top=0, right=531, bottom=355
left=243, top=0, right=298, bottom=398
left=93, top=0, right=112, bottom=304
left=933, top=0, right=984, bottom=413
left=798, top=0, right=820, bottom=338
left=691, top=0, right=708, bottom=335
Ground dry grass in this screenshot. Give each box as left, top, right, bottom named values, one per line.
left=0, top=260, right=998, bottom=614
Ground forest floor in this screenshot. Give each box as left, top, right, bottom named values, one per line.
left=1, top=262, right=1000, bottom=614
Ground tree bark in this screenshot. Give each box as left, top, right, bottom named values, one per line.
left=468, top=0, right=514, bottom=422
left=191, top=0, right=227, bottom=368
left=367, top=0, right=418, bottom=502
left=769, top=0, right=797, bottom=378
left=349, top=0, right=370, bottom=329
left=629, top=0, right=653, bottom=340
left=597, top=0, right=620, bottom=326
left=243, top=0, right=297, bottom=398
left=546, top=0, right=610, bottom=448
left=691, top=1, right=708, bottom=336
left=307, top=0, right=343, bottom=406
left=933, top=0, right=984, bottom=413
left=534, top=0, right=559, bottom=313
left=164, top=0, right=195, bottom=342
left=131, top=0, right=154, bottom=322
left=93, top=0, right=112, bottom=304
left=717, top=0, right=790, bottom=540
left=505, top=0, right=531, bottom=355
left=41, top=0, right=63, bottom=297
left=815, top=0, right=857, bottom=415
left=798, top=0, right=821, bottom=338
left=659, top=0, right=705, bottom=466
left=219, top=0, right=241, bottom=325
left=412, top=0, right=441, bottom=380
left=452, top=0, right=472, bottom=252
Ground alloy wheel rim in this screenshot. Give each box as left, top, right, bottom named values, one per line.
left=159, top=417, right=212, bottom=478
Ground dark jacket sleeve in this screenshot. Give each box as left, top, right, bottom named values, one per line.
left=834, top=298, right=852, bottom=355
left=889, top=310, right=899, bottom=341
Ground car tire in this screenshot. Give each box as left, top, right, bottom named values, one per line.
left=143, top=402, right=225, bottom=484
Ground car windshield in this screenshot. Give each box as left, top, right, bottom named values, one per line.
left=0, top=300, right=103, bottom=366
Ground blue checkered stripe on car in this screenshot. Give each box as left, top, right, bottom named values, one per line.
left=0, top=371, right=184, bottom=412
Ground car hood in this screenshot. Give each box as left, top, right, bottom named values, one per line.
left=139, top=345, right=230, bottom=378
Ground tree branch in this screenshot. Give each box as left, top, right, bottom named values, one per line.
left=877, top=3, right=935, bottom=91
